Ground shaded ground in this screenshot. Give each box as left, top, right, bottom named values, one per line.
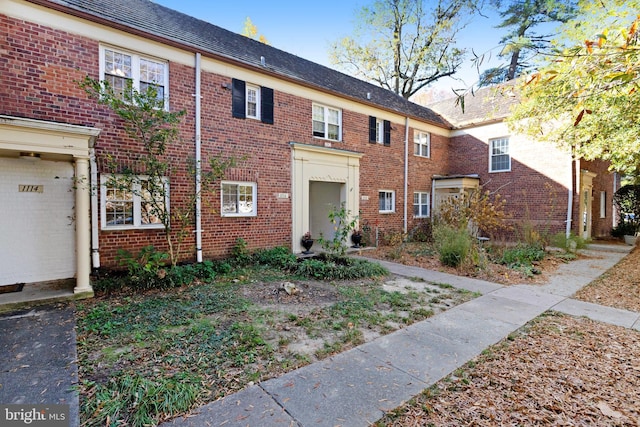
left=376, top=312, right=640, bottom=426
left=575, top=246, right=640, bottom=312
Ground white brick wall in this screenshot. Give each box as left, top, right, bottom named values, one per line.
left=0, top=158, right=75, bottom=285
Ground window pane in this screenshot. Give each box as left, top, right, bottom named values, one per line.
left=238, top=185, right=253, bottom=213
left=246, top=87, right=258, bottom=117
left=312, top=105, right=325, bottom=121
left=328, top=124, right=339, bottom=140
left=105, top=49, right=132, bottom=78
left=140, top=180, right=164, bottom=225
left=222, top=183, right=238, bottom=214
left=105, top=182, right=133, bottom=226
left=327, top=108, right=339, bottom=125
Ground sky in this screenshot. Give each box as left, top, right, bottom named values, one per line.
left=154, top=0, right=507, bottom=96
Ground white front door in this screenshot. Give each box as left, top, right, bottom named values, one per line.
left=0, top=158, right=76, bottom=285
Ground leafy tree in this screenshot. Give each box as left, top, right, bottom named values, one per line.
left=477, top=0, right=576, bottom=87
left=330, top=0, right=479, bottom=99
left=80, top=77, right=240, bottom=266
left=241, top=17, right=269, bottom=44
left=508, top=0, right=640, bottom=176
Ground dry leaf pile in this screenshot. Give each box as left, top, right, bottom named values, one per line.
left=576, top=246, right=640, bottom=312
left=377, top=314, right=640, bottom=426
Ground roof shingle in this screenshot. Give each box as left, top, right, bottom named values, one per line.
left=42, top=0, right=450, bottom=127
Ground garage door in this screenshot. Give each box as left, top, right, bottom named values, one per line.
left=0, top=158, right=76, bottom=286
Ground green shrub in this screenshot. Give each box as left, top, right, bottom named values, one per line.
left=551, top=232, right=589, bottom=252
left=433, top=225, right=472, bottom=268
left=230, top=238, right=251, bottom=266
left=291, top=255, right=387, bottom=280
left=252, top=246, right=297, bottom=269
left=498, top=243, right=545, bottom=267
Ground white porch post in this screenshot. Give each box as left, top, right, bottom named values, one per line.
left=74, top=157, right=93, bottom=295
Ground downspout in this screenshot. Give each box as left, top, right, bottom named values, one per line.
left=195, top=52, right=203, bottom=262
left=90, top=148, right=100, bottom=269
left=612, top=172, right=618, bottom=228
left=567, top=155, right=578, bottom=238
left=403, top=117, right=409, bottom=234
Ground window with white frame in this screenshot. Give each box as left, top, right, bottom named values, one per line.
left=221, top=182, right=257, bottom=217
left=414, top=131, right=430, bottom=157
left=379, top=190, right=395, bottom=213
left=100, top=46, right=168, bottom=106
left=246, top=84, right=260, bottom=119
left=313, top=104, right=341, bottom=141
left=375, top=118, right=384, bottom=143
left=413, top=192, right=430, bottom=217
left=490, top=137, right=511, bottom=172
left=101, top=175, right=168, bottom=229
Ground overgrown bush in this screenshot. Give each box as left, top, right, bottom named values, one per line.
left=436, top=189, right=511, bottom=238
left=433, top=225, right=472, bottom=268
left=291, top=254, right=388, bottom=280
left=252, top=246, right=297, bottom=269
left=551, top=232, right=589, bottom=252
left=497, top=243, right=545, bottom=267
left=408, top=220, right=433, bottom=243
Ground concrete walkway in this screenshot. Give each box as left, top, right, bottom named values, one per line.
left=162, top=244, right=639, bottom=427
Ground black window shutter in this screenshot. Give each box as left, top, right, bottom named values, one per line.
left=232, top=78, right=246, bottom=119
left=368, top=116, right=377, bottom=143
left=383, top=120, right=391, bottom=146
left=261, top=86, right=274, bottom=124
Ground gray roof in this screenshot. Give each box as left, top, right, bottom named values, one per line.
left=41, top=0, right=449, bottom=127
left=428, top=82, right=519, bottom=128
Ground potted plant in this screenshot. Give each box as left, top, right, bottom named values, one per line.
left=301, top=231, right=314, bottom=254
left=351, top=229, right=363, bottom=248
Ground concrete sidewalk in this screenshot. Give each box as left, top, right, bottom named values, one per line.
left=163, top=244, right=638, bottom=427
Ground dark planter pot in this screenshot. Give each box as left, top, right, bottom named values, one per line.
left=351, top=233, right=362, bottom=248
left=301, top=238, right=314, bottom=254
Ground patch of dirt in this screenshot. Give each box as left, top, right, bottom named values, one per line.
left=376, top=313, right=640, bottom=426
left=360, top=242, right=566, bottom=285
left=239, top=275, right=474, bottom=362
left=575, top=246, right=640, bottom=312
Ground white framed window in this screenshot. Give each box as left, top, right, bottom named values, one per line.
left=379, top=190, right=395, bottom=213
left=414, top=131, right=430, bottom=158
left=375, top=118, right=384, bottom=143
left=100, top=45, right=168, bottom=107
left=313, top=103, right=342, bottom=141
left=490, top=137, right=511, bottom=172
left=101, top=174, right=168, bottom=230
left=221, top=181, right=257, bottom=217
left=246, top=84, right=260, bottom=119
left=413, top=192, right=430, bottom=218
left=600, top=191, right=606, bottom=218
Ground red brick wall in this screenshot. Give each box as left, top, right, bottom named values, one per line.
left=2, top=14, right=452, bottom=265
left=448, top=133, right=570, bottom=239
left=579, top=159, right=616, bottom=238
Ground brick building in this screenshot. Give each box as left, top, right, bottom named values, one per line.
left=0, top=0, right=617, bottom=296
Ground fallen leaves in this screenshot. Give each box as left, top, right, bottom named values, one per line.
left=377, top=314, right=640, bottom=426
left=576, top=246, right=640, bottom=312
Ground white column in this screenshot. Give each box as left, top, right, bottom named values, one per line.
left=74, top=157, right=93, bottom=295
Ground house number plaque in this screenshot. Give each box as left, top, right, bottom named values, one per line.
left=19, top=185, right=43, bottom=193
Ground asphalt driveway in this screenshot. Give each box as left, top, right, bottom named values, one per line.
left=0, top=303, right=79, bottom=427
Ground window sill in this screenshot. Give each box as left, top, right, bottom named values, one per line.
left=101, top=224, right=165, bottom=231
